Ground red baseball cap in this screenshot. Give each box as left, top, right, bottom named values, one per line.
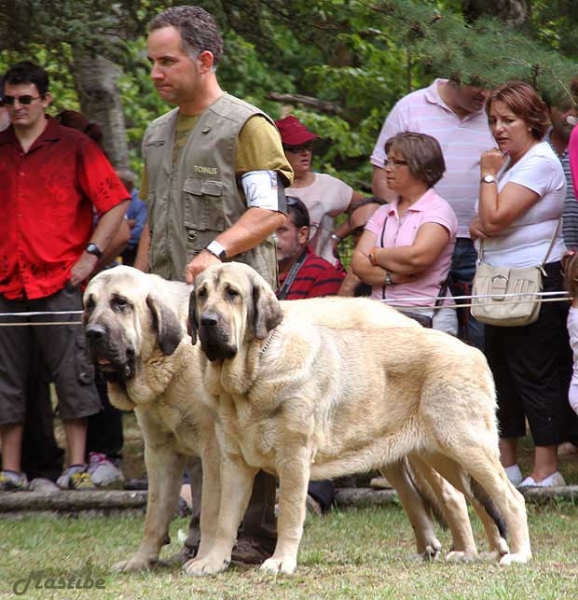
left=275, top=115, right=319, bottom=146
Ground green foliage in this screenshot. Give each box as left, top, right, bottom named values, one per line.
left=2, top=0, right=578, bottom=189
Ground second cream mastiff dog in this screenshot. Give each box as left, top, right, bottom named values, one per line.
left=85, top=268, right=501, bottom=573
left=187, top=262, right=531, bottom=576
left=82, top=266, right=220, bottom=573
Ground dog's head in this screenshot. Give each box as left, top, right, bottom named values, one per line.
left=188, top=262, right=283, bottom=362
left=83, top=266, right=184, bottom=384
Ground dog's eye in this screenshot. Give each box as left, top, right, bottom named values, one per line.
left=84, top=296, right=95, bottom=312
left=197, top=288, right=207, bottom=300
left=226, top=288, right=239, bottom=299
left=111, top=297, right=129, bottom=312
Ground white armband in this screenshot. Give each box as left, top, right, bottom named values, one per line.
left=241, top=170, right=282, bottom=211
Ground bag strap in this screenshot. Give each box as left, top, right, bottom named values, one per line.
left=478, top=218, right=561, bottom=266
left=277, top=249, right=308, bottom=300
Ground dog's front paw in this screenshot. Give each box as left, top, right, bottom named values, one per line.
left=259, top=556, right=297, bottom=575
left=445, top=550, right=476, bottom=563
left=183, top=554, right=230, bottom=576
left=499, top=550, right=532, bottom=566
left=112, top=555, right=155, bottom=572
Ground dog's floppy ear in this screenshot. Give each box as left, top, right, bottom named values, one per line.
left=146, top=293, right=183, bottom=355
left=251, top=275, right=283, bottom=339
left=188, top=289, right=199, bottom=345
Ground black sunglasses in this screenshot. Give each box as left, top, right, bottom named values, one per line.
left=1, top=94, right=43, bottom=106
left=283, top=143, right=314, bottom=153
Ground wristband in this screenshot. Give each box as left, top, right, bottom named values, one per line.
left=205, top=240, right=227, bottom=260
left=385, top=271, right=394, bottom=286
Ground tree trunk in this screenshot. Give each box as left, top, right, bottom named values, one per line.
left=71, top=48, right=130, bottom=171
left=462, top=0, right=531, bottom=26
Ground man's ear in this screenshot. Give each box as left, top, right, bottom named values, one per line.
left=298, top=225, right=309, bottom=246
left=197, top=50, right=215, bottom=74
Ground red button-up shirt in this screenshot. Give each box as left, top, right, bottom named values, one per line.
left=0, top=116, right=129, bottom=299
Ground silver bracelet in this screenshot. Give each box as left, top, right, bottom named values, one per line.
left=330, top=233, right=342, bottom=243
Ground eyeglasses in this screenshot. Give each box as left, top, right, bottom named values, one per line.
left=283, top=143, right=314, bottom=153
left=1, top=95, right=43, bottom=106
left=385, top=157, right=409, bottom=169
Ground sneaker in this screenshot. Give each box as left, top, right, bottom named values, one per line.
left=504, top=464, right=523, bottom=486
left=29, top=478, right=60, bottom=494
left=57, top=464, right=95, bottom=490
left=0, top=470, right=28, bottom=492
left=519, top=471, right=566, bottom=488
left=88, top=452, right=124, bottom=489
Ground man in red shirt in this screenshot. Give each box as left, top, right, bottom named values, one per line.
left=0, top=61, right=129, bottom=491
left=276, top=197, right=344, bottom=513
left=277, top=197, right=345, bottom=301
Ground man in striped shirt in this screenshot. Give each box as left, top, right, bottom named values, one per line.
left=370, top=78, right=493, bottom=349
left=276, top=197, right=345, bottom=301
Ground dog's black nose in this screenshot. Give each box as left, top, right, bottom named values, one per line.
left=85, top=323, right=107, bottom=339
left=200, top=313, right=218, bottom=327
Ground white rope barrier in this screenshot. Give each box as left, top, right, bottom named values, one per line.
left=0, top=291, right=571, bottom=324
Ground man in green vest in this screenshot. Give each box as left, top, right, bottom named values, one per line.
left=134, top=5, right=293, bottom=567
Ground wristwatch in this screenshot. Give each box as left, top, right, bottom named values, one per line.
left=481, top=174, right=498, bottom=184
left=330, top=233, right=342, bottom=243
left=205, top=240, right=227, bottom=261
left=85, top=242, right=103, bottom=258
left=385, top=271, right=394, bottom=286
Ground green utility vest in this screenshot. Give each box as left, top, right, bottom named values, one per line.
left=142, top=93, right=278, bottom=286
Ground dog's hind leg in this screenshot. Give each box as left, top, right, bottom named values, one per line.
left=419, top=453, right=509, bottom=560
left=184, top=452, right=258, bottom=576
left=441, top=445, right=531, bottom=565
left=404, top=456, right=479, bottom=561
left=380, top=460, right=442, bottom=561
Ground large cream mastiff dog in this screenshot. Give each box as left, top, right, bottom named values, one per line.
left=187, top=262, right=531, bottom=575
left=82, top=266, right=219, bottom=573
left=85, top=268, right=502, bottom=574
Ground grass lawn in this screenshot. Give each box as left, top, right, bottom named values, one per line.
left=3, top=415, right=578, bottom=599
left=1, top=502, right=578, bottom=600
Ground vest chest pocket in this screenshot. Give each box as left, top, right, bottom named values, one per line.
left=183, top=177, right=225, bottom=232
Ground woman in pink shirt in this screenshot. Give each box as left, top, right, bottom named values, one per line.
left=352, top=132, right=458, bottom=329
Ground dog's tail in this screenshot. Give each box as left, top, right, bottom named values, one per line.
left=468, top=477, right=508, bottom=539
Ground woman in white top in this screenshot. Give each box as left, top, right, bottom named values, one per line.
left=275, top=115, right=363, bottom=268
left=471, top=81, right=572, bottom=488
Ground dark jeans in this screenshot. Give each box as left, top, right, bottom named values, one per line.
left=86, top=371, right=124, bottom=460
left=449, top=238, right=485, bottom=351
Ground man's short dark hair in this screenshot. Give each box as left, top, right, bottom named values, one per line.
left=3, top=61, right=49, bottom=96
left=149, top=5, right=223, bottom=67
left=286, top=196, right=310, bottom=229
